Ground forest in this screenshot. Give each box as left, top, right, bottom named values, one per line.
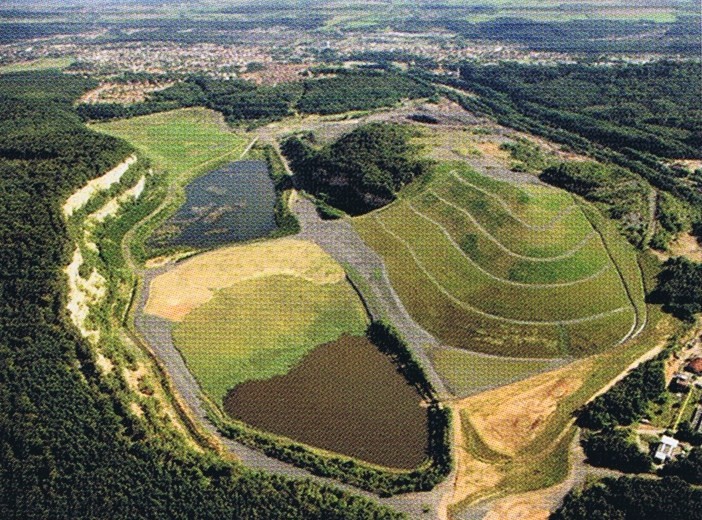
left=281, top=122, right=430, bottom=214
left=459, top=61, right=701, bottom=161
left=0, top=69, right=402, bottom=519
left=551, top=476, right=702, bottom=520
left=652, top=257, right=702, bottom=322
left=78, top=71, right=434, bottom=126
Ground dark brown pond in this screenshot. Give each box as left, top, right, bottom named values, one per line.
left=223, top=334, right=428, bottom=469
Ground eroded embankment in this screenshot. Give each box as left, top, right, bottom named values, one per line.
left=63, top=154, right=137, bottom=217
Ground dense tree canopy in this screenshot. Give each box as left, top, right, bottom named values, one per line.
left=551, top=476, right=702, bottom=520
left=78, top=71, right=434, bottom=126
left=0, top=70, right=402, bottom=519
left=578, top=358, right=666, bottom=430
left=541, top=161, right=651, bottom=245
left=652, top=257, right=702, bottom=322
left=581, top=429, right=652, bottom=474
left=282, top=123, right=430, bottom=214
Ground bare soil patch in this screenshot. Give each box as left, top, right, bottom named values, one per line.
left=63, top=155, right=137, bottom=217
left=453, top=361, right=592, bottom=457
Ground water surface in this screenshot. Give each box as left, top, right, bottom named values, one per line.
left=150, top=160, right=277, bottom=249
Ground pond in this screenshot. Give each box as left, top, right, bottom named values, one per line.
left=223, top=334, right=428, bottom=469
left=149, top=160, right=277, bottom=250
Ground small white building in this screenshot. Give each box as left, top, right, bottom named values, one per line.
left=654, top=435, right=679, bottom=463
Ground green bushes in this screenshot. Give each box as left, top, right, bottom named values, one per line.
left=297, top=71, right=434, bottom=115
left=541, top=161, right=650, bottom=245
left=78, top=70, right=433, bottom=126
left=282, top=122, right=430, bottom=214
left=248, top=143, right=300, bottom=237
left=652, top=257, right=702, bottom=322
left=581, top=429, right=652, bottom=473
left=578, top=358, right=666, bottom=430
left=551, top=476, right=702, bottom=520
left=661, top=447, right=702, bottom=484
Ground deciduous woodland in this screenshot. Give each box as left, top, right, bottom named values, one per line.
left=0, top=70, right=402, bottom=519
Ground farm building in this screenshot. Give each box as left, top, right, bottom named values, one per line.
left=654, top=435, right=679, bottom=463
left=691, top=405, right=702, bottom=434
left=686, top=357, right=702, bottom=375
left=671, top=372, right=692, bottom=393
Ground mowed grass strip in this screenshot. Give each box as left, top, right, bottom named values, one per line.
left=173, top=275, right=368, bottom=403
left=430, top=171, right=594, bottom=258
left=356, top=214, right=563, bottom=357
left=413, top=191, right=610, bottom=284
left=428, top=346, right=562, bottom=397
left=437, top=162, right=575, bottom=228
left=355, top=161, right=641, bottom=357
left=376, top=202, right=629, bottom=322
left=91, top=107, right=250, bottom=177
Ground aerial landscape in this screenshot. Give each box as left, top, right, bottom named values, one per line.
left=1, top=0, right=701, bottom=519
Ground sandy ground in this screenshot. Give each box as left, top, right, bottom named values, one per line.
left=669, top=232, right=702, bottom=262
left=453, top=361, right=591, bottom=457
left=89, top=175, right=146, bottom=223
left=144, top=238, right=345, bottom=322
left=63, top=155, right=137, bottom=217
left=65, top=248, right=106, bottom=343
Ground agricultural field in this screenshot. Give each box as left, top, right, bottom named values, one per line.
left=355, top=160, right=645, bottom=359
left=91, top=107, right=250, bottom=178
left=0, top=56, right=74, bottom=74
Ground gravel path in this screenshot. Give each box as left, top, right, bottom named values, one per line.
left=293, top=196, right=451, bottom=399
left=130, top=201, right=455, bottom=519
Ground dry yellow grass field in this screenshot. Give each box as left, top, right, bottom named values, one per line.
left=145, top=238, right=345, bottom=321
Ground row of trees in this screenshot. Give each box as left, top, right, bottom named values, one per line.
left=0, top=69, right=403, bottom=519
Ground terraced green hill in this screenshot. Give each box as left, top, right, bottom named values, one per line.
left=355, top=162, right=646, bottom=359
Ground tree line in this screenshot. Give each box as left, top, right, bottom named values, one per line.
left=0, top=69, right=403, bottom=519
left=77, top=70, right=434, bottom=127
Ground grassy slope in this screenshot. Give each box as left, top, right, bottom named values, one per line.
left=91, top=108, right=251, bottom=262
left=355, top=162, right=640, bottom=358
left=91, top=107, right=249, bottom=177
left=173, top=275, right=368, bottom=403
left=428, top=347, right=560, bottom=397
left=0, top=56, right=74, bottom=74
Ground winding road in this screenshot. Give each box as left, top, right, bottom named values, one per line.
left=130, top=194, right=456, bottom=519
